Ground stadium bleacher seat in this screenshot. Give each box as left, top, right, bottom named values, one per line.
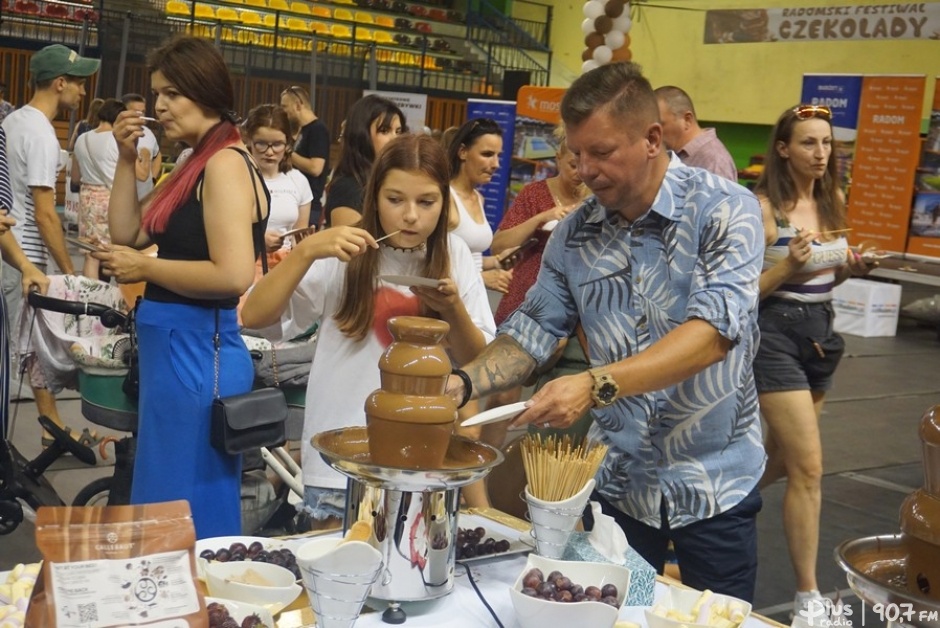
left=353, top=10, right=373, bottom=25
left=243, top=0, right=266, bottom=7
left=309, top=20, right=329, bottom=35
left=165, top=0, right=191, bottom=16
left=194, top=3, right=215, bottom=19
left=268, top=0, right=289, bottom=11
left=239, top=8, right=263, bottom=26
left=372, top=29, right=395, bottom=45
left=330, top=23, right=352, bottom=38
left=310, top=5, right=330, bottom=18
left=374, top=15, right=394, bottom=28
left=333, top=7, right=353, bottom=21
left=217, top=6, right=239, bottom=21
left=290, top=1, right=310, bottom=14
left=286, top=16, right=308, bottom=31
left=263, top=13, right=289, bottom=28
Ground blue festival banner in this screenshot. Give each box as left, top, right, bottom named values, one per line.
left=801, top=74, right=864, bottom=191
left=466, top=98, right=517, bottom=232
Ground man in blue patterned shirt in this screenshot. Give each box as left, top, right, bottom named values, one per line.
left=449, top=63, right=765, bottom=601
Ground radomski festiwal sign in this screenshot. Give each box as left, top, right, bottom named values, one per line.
left=704, top=3, right=940, bottom=43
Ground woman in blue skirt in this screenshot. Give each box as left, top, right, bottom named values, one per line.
left=96, top=35, right=269, bottom=538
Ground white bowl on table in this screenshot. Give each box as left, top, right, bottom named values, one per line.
left=509, top=554, right=631, bottom=628
left=645, top=585, right=752, bottom=628
left=204, top=560, right=302, bottom=615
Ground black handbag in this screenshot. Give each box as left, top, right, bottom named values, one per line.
left=208, top=152, right=286, bottom=455
left=210, top=310, right=288, bottom=455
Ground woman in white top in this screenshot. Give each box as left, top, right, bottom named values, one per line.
left=446, top=118, right=512, bottom=294
left=753, top=104, right=875, bottom=616
left=71, top=99, right=143, bottom=278
left=242, top=134, right=495, bottom=528
left=243, top=104, right=313, bottom=271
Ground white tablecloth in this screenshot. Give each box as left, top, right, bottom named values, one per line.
left=351, top=551, right=782, bottom=628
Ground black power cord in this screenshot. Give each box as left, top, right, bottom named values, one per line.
left=457, top=560, right=506, bottom=628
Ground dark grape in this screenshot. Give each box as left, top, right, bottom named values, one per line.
left=522, top=573, right=542, bottom=589
left=601, top=595, right=619, bottom=607
left=546, top=570, right=563, bottom=583
left=536, top=582, right=555, bottom=598
left=229, top=542, right=248, bottom=555
left=554, top=576, right=572, bottom=591
left=601, top=584, right=618, bottom=599
left=584, top=585, right=602, bottom=600
left=522, top=587, right=539, bottom=597
left=248, top=541, right=264, bottom=555
left=526, top=568, right=543, bottom=582
left=569, top=584, right=584, bottom=597
left=200, top=549, right=216, bottom=561
left=214, top=548, right=231, bottom=562
left=557, top=590, right=573, bottom=603
left=455, top=526, right=512, bottom=560
left=573, top=593, right=589, bottom=602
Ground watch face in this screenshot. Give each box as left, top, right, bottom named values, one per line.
left=598, top=382, right=617, bottom=403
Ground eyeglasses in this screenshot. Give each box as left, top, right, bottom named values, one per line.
left=252, top=140, right=287, bottom=153
left=792, top=105, right=832, bottom=121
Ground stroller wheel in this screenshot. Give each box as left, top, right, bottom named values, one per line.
left=0, top=499, right=24, bottom=535
left=73, top=477, right=113, bottom=507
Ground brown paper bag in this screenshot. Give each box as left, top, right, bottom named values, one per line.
left=27, top=500, right=208, bottom=627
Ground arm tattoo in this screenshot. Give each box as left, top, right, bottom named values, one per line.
left=464, top=336, right=536, bottom=398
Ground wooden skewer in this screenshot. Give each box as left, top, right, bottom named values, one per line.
left=374, top=230, right=402, bottom=243
left=817, top=228, right=853, bottom=236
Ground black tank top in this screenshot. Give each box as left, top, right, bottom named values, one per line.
left=144, top=148, right=270, bottom=309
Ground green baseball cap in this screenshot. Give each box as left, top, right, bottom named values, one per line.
left=30, top=45, right=100, bottom=82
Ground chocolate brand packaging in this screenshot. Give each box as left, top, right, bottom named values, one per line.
left=27, top=500, right=207, bottom=627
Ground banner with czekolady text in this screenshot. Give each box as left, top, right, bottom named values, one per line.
left=907, top=77, right=940, bottom=258
left=364, top=90, right=428, bottom=137
left=704, top=3, right=940, bottom=43
left=846, top=75, right=926, bottom=254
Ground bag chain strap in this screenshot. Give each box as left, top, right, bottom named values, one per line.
left=213, top=308, right=221, bottom=399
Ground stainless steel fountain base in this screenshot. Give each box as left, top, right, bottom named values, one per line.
left=835, top=534, right=940, bottom=627
left=312, top=427, right=504, bottom=604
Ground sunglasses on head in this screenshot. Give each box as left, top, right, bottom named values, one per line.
left=792, top=105, right=832, bottom=121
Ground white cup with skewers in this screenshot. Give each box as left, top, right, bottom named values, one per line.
left=521, top=434, right=607, bottom=559
left=525, top=478, right=595, bottom=558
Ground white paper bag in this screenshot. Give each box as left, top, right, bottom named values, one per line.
left=832, top=279, right=902, bottom=337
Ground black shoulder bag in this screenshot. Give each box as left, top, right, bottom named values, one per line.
left=209, top=151, right=287, bottom=454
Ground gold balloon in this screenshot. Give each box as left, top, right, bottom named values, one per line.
left=610, top=43, right=632, bottom=62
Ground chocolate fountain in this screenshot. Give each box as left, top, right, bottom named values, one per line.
left=312, top=317, right=503, bottom=624
left=836, top=404, right=940, bottom=627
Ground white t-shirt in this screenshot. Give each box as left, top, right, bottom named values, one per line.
left=449, top=186, right=493, bottom=272
left=265, top=169, right=313, bottom=250
left=254, top=234, right=496, bottom=489
left=74, top=129, right=120, bottom=188
left=136, top=126, right=160, bottom=200
left=1, top=105, right=59, bottom=265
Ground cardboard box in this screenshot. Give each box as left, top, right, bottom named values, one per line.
left=832, top=279, right=902, bottom=337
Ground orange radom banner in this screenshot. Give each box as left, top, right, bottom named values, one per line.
left=847, top=75, right=926, bottom=254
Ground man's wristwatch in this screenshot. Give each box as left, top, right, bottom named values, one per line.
left=589, top=368, right=619, bottom=408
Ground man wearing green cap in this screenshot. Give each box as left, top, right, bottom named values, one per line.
left=1, top=44, right=100, bottom=445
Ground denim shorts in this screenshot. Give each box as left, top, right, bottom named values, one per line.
left=302, top=485, right=346, bottom=521
left=753, top=298, right=845, bottom=393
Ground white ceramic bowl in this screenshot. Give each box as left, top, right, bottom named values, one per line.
left=204, top=560, right=302, bottom=614
left=204, top=596, right=275, bottom=627
left=509, top=554, right=631, bottom=628
left=645, top=585, right=752, bottom=628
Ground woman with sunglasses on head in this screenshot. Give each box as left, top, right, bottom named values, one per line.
left=242, top=134, right=494, bottom=529
left=324, top=94, right=406, bottom=229
left=99, top=35, right=270, bottom=539
left=753, top=104, right=874, bottom=616
left=244, top=104, right=312, bottom=272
